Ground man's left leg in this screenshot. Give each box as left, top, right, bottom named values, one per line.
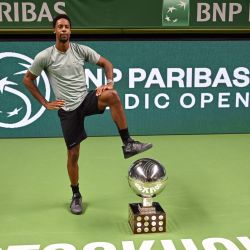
left=67, top=144, right=83, bottom=215
left=98, top=89, right=152, bottom=158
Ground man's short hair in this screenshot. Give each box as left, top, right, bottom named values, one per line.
left=53, top=14, right=72, bottom=28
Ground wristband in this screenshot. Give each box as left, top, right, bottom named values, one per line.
left=107, top=79, right=114, bottom=84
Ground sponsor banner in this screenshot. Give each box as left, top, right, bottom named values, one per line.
left=0, top=40, right=250, bottom=138
left=2, top=236, right=250, bottom=250
left=0, top=0, right=250, bottom=32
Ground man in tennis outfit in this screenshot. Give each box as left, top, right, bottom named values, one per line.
left=23, top=14, right=152, bottom=215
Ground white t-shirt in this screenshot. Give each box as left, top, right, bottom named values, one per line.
left=29, top=43, right=100, bottom=111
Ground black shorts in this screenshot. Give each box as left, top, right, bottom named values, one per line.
left=58, top=90, right=105, bottom=149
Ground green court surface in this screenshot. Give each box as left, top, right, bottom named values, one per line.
left=1, top=134, right=250, bottom=250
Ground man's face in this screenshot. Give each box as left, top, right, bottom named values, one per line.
left=54, top=18, right=71, bottom=43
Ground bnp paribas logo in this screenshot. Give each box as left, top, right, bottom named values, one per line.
left=0, top=52, right=51, bottom=129
left=162, top=0, right=190, bottom=27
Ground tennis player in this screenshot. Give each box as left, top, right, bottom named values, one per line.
left=23, top=14, right=152, bottom=215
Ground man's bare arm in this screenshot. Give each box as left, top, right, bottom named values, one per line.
left=95, top=56, right=114, bottom=96
left=23, top=70, right=65, bottom=110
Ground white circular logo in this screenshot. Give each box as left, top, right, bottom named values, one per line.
left=0, top=52, right=50, bottom=128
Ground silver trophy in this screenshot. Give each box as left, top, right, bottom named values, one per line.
left=128, top=158, right=167, bottom=234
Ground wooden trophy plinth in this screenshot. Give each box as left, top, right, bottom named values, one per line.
left=128, top=202, right=166, bottom=234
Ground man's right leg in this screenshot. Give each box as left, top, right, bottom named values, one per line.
left=67, top=144, right=83, bottom=215
left=97, top=89, right=153, bottom=159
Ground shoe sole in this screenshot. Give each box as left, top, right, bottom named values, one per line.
left=123, top=143, right=153, bottom=159
left=70, top=206, right=83, bottom=215
left=71, top=210, right=83, bottom=215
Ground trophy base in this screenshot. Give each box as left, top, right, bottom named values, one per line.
left=128, top=202, right=166, bottom=234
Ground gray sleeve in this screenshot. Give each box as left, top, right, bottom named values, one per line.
left=29, top=50, right=47, bottom=76
left=80, top=45, right=101, bottom=64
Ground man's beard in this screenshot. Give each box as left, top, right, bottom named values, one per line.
left=59, top=34, right=69, bottom=43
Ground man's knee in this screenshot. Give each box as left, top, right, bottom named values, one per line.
left=107, top=89, right=121, bottom=104
left=98, top=89, right=121, bottom=109
left=68, top=146, right=80, bottom=164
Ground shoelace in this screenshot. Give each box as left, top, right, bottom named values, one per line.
left=72, top=195, right=81, bottom=206
left=74, top=198, right=80, bottom=206
left=127, top=140, right=140, bottom=145
left=126, top=141, right=141, bottom=151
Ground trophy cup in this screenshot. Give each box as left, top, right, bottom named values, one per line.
left=128, top=158, right=167, bottom=234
